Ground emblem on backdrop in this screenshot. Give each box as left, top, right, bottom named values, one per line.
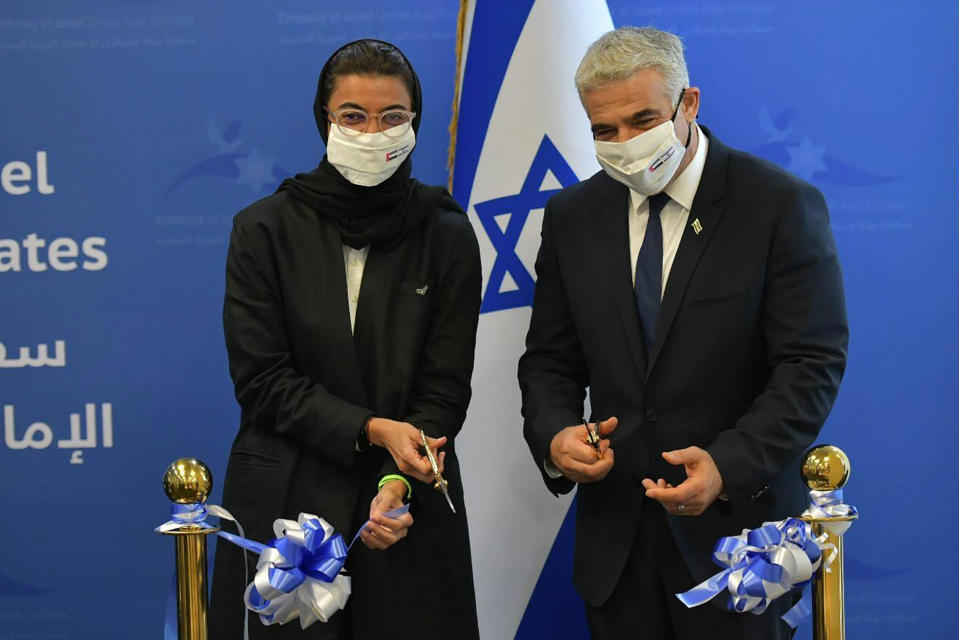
left=163, top=117, right=291, bottom=199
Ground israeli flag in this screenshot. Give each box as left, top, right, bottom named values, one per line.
left=452, top=1, right=613, bottom=637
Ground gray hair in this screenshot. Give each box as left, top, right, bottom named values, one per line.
left=575, top=27, right=689, bottom=105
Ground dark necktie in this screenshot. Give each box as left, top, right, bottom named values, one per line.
left=635, top=192, right=670, bottom=351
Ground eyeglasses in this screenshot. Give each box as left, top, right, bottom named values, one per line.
left=325, top=107, right=416, bottom=138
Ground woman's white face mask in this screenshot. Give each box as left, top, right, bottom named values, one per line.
left=592, top=95, right=690, bottom=196
left=327, top=124, right=416, bottom=187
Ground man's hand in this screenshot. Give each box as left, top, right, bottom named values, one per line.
left=548, top=417, right=618, bottom=483
left=641, top=446, right=724, bottom=516
left=360, top=479, right=414, bottom=550
left=367, top=418, right=446, bottom=484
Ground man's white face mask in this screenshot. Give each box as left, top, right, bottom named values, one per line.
left=327, top=124, right=416, bottom=187
left=593, top=92, right=690, bottom=195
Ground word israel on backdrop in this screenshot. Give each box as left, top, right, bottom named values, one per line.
left=0, top=340, right=66, bottom=368
left=2, top=151, right=54, bottom=196
left=4, top=402, right=113, bottom=465
left=1, top=151, right=109, bottom=273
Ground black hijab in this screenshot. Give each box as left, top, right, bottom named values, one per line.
left=277, top=39, right=461, bottom=251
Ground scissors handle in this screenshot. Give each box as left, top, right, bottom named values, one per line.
left=419, top=429, right=448, bottom=489
left=583, top=417, right=604, bottom=458
left=419, top=429, right=456, bottom=512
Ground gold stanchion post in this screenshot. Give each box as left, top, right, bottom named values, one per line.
left=800, top=445, right=858, bottom=640
left=160, top=458, right=219, bottom=640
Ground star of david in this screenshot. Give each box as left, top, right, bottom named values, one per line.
left=474, top=135, right=580, bottom=313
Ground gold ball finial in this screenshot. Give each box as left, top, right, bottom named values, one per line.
left=801, top=445, right=851, bottom=491
left=163, top=458, right=213, bottom=504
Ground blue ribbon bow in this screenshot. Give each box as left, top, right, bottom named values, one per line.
left=158, top=501, right=410, bottom=637
left=676, top=489, right=856, bottom=628
left=239, top=513, right=352, bottom=628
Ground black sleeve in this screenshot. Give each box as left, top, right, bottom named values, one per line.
left=707, top=184, right=848, bottom=506
left=224, top=221, right=372, bottom=468
left=517, top=201, right=587, bottom=496
left=401, top=215, right=482, bottom=442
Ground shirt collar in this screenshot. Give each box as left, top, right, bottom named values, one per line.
left=629, top=123, right=709, bottom=213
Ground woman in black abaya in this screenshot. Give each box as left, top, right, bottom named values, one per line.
left=209, top=39, right=481, bottom=640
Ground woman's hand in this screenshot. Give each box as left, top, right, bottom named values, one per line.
left=366, top=417, right=446, bottom=484
left=360, top=480, right=414, bottom=550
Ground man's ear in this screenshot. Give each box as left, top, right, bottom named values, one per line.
left=682, top=86, right=701, bottom=121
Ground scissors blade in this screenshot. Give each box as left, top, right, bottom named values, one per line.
left=420, top=429, right=456, bottom=514
left=441, top=485, right=456, bottom=513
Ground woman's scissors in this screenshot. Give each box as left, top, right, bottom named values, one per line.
left=419, top=429, right=456, bottom=513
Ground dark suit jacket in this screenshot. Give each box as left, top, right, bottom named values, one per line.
left=518, top=127, right=848, bottom=607
left=210, top=190, right=481, bottom=640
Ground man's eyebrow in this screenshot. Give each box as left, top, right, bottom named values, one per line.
left=590, top=107, right=663, bottom=133
left=629, top=107, right=661, bottom=120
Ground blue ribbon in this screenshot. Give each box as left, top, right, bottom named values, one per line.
left=239, top=513, right=351, bottom=628
left=158, top=502, right=410, bottom=637
left=676, top=489, right=856, bottom=628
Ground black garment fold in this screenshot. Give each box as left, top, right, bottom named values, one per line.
left=277, top=158, right=462, bottom=251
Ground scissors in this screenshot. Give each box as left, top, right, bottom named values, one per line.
left=419, top=429, right=456, bottom=513
left=583, top=416, right=603, bottom=458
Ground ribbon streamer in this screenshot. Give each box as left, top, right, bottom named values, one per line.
left=155, top=502, right=240, bottom=534
left=803, top=489, right=858, bottom=536
left=676, top=490, right=857, bottom=628
left=349, top=503, right=411, bottom=550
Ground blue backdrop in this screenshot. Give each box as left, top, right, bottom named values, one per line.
left=1, top=1, right=957, bottom=638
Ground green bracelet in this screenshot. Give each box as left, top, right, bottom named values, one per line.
left=378, top=474, right=412, bottom=501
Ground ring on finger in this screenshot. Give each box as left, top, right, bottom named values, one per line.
left=676, top=504, right=686, bottom=513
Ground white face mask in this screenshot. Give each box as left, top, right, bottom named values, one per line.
left=594, top=118, right=688, bottom=196
left=326, top=124, right=416, bottom=187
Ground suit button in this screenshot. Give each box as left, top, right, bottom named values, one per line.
left=645, top=409, right=659, bottom=422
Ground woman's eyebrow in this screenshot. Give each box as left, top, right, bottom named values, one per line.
left=334, top=101, right=410, bottom=111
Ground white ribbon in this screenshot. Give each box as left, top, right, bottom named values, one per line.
left=243, top=513, right=351, bottom=629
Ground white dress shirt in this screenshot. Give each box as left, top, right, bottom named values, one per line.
left=343, top=244, right=369, bottom=333
left=628, top=124, right=709, bottom=296
left=344, top=244, right=370, bottom=452
left=544, top=125, right=709, bottom=479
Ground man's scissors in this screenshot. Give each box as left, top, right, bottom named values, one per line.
left=419, top=429, right=456, bottom=513
left=583, top=416, right=603, bottom=458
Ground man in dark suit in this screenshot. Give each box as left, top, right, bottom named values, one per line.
left=518, top=26, right=848, bottom=639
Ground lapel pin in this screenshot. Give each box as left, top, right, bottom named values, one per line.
left=692, top=218, right=703, bottom=235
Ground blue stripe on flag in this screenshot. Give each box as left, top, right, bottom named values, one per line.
left=451, top=0, right=535, bottom=206
left=514, top=496, right=588, bottom=639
